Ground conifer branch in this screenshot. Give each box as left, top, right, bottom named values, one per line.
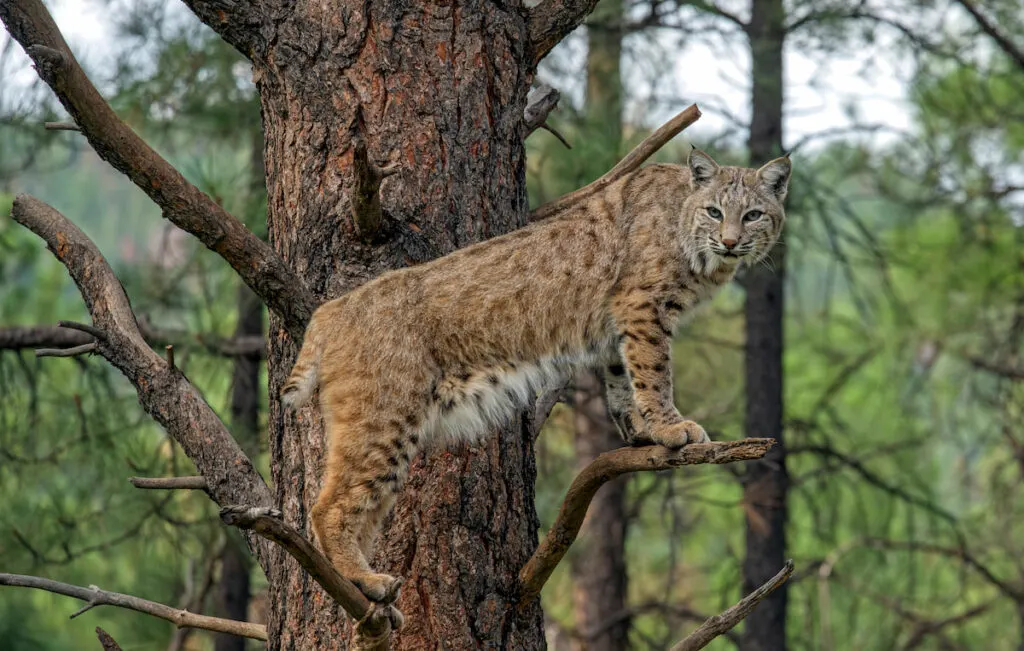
left=9, top=195, right=276, bottom=571
left=0, top=0, right=315, bottom=339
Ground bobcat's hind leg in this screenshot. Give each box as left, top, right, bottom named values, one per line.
left=312, top=413, right=416, bottom=602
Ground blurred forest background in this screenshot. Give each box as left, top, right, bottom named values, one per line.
left=1, top=0, right=1022, bottom=649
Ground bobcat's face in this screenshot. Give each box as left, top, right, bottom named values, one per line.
left=683, top=149, right=791, bottom=267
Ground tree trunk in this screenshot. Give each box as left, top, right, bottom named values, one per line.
left=570, top=4, right=629, bottom=650
left=256, top=4, right=544, bottom=649
left=740, top=1, right=789, bottom=650
left=570, top=373, right=629, bottom=651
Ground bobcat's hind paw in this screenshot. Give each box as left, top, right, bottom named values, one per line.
left=352, top=572, right=402, bottom=604
left=650, top=420, right=710, bottom=449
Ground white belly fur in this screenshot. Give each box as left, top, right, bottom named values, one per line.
left=421, top=348, right=607, bottom=449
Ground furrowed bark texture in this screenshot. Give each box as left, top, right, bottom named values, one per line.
left=255, top=3, right=544, bottom=648
left=741, top=0, right=789, bottom=649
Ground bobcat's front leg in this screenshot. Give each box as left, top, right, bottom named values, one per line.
left=613, top=306, right=709, bottom=449
left=603, top=362, right=647, bottom=444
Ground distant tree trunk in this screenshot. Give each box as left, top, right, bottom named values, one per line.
left=571, top=373, right=629, bottom=651
left=214, top=128, right=266, bottom=651
left=740, top=1, right=789, bottom=650
left=257, top=5, right=544, bottom=649
left=571, top=3, right=629, bottom=650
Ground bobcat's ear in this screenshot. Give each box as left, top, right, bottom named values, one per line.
left=756, top=155, right=791, bottom=201
left=688, top=148, right=720, bottom=187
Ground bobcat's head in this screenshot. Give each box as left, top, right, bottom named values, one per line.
left=682, top=148, right=791, bottom=269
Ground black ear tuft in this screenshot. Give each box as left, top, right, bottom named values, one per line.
left=755, top=156, right=792, bottom=200
left=688, top=149, right=720, bottom=187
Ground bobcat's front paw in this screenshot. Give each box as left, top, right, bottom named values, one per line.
left=352, top=572, right=402, bottom=603
left=650, top=420, right=710, bottom=449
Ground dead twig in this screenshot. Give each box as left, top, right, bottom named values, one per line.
left=529, top=103, right=701, bottom=221
left=129, top=476, right=208, bottom=490
left=0, top=573, right=267, bottom=641
left=668, top=560, right=794, bottom=651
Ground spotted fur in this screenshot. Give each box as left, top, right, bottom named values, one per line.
left=282, top=149, right=791, bottom=600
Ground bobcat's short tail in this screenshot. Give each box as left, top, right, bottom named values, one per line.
left=281, top=318, right=322, bottom=409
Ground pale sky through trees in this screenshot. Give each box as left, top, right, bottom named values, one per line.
left=12, top=0, right=915, bottom=155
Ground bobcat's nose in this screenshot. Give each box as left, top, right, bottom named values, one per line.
left=721, top=238, right=738, bottom=250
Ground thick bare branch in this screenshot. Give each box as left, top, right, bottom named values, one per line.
left=668, top=560, right=794, bottom=651
left=219, top=506, right=401, bottom=648
left=0, top=573, right=267, bottom=641
left=130, top=476, right=209, bottom=490
left=0, top=322, right=265, bottom=359
left=518, top=438, right=775, bottom=602
left=96, top=627, right=123, bottom=651
left=529, top=103, right=701, bottom=222
left=9, top=195, right=276, bottom=570
left=178, top=0, right=271, bottom=59
left=0, top=0, right=315, bottom=340
left=528, top=0, right=601, bottom=65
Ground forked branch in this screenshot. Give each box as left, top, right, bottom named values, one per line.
left=518, top=438, right=775, bottom=602
left=530, top=103, right=702, bottom=221
left=0, top=573, right=267, bottom=641
left=668, top=560, right=794, bottom=651
left=9, top=195, right=276, bottom=571
left=0, top=0, right=315, bottom=339
left=220, top=506, right=400, bottom=649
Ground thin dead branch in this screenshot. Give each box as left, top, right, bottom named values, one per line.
left=0, top=323, right=266, bottom=359
left=129, top=476, right=208, bottom=490
left=35, top=342, right=96, bottom=357
left=518, top=438, right=775, bottom=602
left=44, top=120, right=78, bottom=131
left=529, top=103, right=701, bottom=221
left=951, top=0, right=1024, bottom=72
left=0, top=0, right=315, bottom=339
left=668, top=560, right=794, bottom=651
left=0, top=573, right=267, bottom=641
left=219, top=506, right=401, bottom=649
left=9, top=195, right=276, bottom=570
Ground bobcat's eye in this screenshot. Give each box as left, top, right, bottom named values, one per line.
left=706, top=207, right=723, bottom=221
left=743, top=210, right=763, bottom=223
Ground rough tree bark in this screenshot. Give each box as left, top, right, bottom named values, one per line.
left=254, top=4, right=542, bottom=649
left=740, top=0, right=789, bottom=649
left=570, top=3, right=629, bottom=650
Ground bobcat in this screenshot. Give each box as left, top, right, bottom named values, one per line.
left=282, top=148, right=791, bottom=600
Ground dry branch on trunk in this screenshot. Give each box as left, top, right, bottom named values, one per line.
left=519, top=438, right=775, bottom=602
left=668, top=560, right=794, bottom=651
left=0, top=0, right=315, bottom=340
left=529, top=103, right=702, bottom=221
left=350, top=136, right=400, bottom=241
left=219, top=506, right=399, bottom=648
left=528, top=0, right=602, bottom=65
left=130, top=476, right=209, bottom=490
left=0, top=574, right=267, bottom=641
left=0, top=323, right=265, bottom=359
left=9, top=194, right=276, bottom=570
